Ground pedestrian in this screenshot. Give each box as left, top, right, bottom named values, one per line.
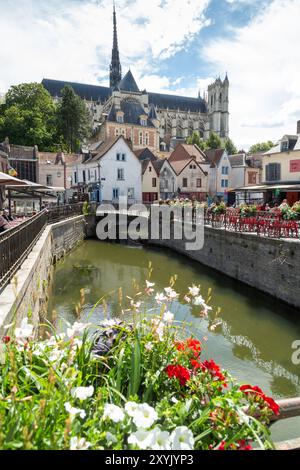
left=0, top=211, right=10, bottom=233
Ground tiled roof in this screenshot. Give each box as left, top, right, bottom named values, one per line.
left=169, top=158, right=206, bottom=176
left=149, top=92, right=207, bottom=113
left=152, top=159, right=166, bottom=175
left=228, top=154, right=245, bottom=167
left=169, top=143, right=207, bottom=163
left=87, top=136, right=134, bottom=163
left=108, top=101, right=155, bottom=127
left=118, top=70, right=140, bottom=93
left=134, top=148, right=157, bottom=161
left=42, top=79, right=111, bottom=103
left=205, top=149, right=225, bottom=168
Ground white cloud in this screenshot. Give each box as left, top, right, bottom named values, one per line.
left=204, top=0, right=300, bottom=149
left=0, top=0, right=210, bottom=93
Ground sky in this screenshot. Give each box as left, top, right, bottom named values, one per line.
left=0, top=0, right=299, bottom=149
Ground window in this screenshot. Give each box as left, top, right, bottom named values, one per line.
left=149, top=166, right=152, bottom=172
left=121, top=129, right=126, bottom=137
left=128, top=188, right=135, bottom=199
left=141, top=118, right=147, bottom=126
left=281, top=140, right=289, bottom=152
left=222, top=166, right=228, bottom=175
left=113, top=188, right=119, bottom=199
left=183, top=178, right=188, bottom=188
left=221, top=179, right=229, bottom=188
left=266, top=163, right=281, bottom=182
left=115, top=128, right=120, bottom=137
left=117, top=115, right=123, bottom=124
left=88, top=170, right=90, bottom=181
left=139, top=132, right=143, bottom=145
left=152, top=177, right=157, bottom=188
left=117, top=168, right=124, bottom=180
left=57, top=171, right=61, bottom=178
left=196, top=178, right=202, bottom=188
left=46, top=175, right=53, bottom=186
left=248, top=172, right=257, bottom=185
left=122, top=153, right=126, bottom=161
left=74, top=172, right=77, bottom=184
left=117, top=153, right=121, bottom=161
left=144, top=132, right=149, bottom=146
left=82, top=170, right=86, bottom=183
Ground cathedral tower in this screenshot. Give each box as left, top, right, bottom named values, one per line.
left=207, top=74, right=229, bottom=140
left=109, top=4, right=122, bottom=90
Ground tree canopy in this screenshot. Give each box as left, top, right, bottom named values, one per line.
left=186, top=131, right=238, bottom=154
left=249, top=141, right=274, bottom=154
left=57, top=85, right=91, bottom=153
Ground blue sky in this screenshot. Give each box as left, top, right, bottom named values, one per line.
left=0, top=0, right=299, bottom=149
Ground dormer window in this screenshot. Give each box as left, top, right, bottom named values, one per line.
left=281, top=140, right=289, bottom=152
left=116, top=111, right=124, bottom=124
left=140, top=116, right=147, bottom=126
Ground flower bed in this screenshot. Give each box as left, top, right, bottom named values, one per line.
left=0, top=282, right=279, bottom=450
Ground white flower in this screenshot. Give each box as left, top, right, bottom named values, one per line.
left=67, top=322, right=90, bottom=338
left=65, top=402, right=86, bottom=419
left=184, top=295, right=191, bottom=303
left=189, top=286, right=200, bottom=297
left=163, top=311, right=174, bottom=324
left=164, top=287, right=178, bottom=300
left=101, top=318, right=122, bottom=328
left=146, top=280, right=155, bottom=288
left=103, top=404, right=125, bottom=423
left=155, top=292, right=167, bottom=303
left=125, top=401, right=140, bottom=417
left=128, top=430, right=154, bottom=449
left=193, top=295, right=206, bottom=306
left=170, top=426, right=194, bottom=450
left=202, top=305, right=212, bottom=316
left=15, top=318, right=33, bottom=340
left=106, top=432, right=118, bottom=444
left=131, top=403, right=158, bottom=429
left=145, top=342, right=153, bottom=352
left=151, top=428, right=171, bottom=450
left=48, top=349, right=63, bottom=363
left=71, top=385, right=94, bottom=400
left=70, top=436, right=91, bottom=450
left=151, top=318, right=165, bottom=341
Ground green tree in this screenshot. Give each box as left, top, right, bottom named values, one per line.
left=57, top=85, right=91, bottom=153
left=225, top=137, right=238, bottom=155
left=249, top=141, right=274, bottom=154
left=206, top=131, right=222, bottom=150
left=0, top=83, right=57, bottom=150
left=186, top=131, right=207, bottom=150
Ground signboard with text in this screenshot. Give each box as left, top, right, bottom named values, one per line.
left=290, top=159, right=300, bottom=172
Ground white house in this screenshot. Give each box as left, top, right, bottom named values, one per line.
left=73, top=136, right=142, bottom=204
left=205, top=149, right=232, bottom=201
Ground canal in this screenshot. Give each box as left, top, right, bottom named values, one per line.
left=48, top=239, right=300, bottom=442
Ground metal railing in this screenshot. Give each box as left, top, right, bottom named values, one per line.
left=0, top=204, right=84, bottom=294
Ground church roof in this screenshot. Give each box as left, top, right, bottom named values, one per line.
left=42, top=78, right=207, bottom=114
left=149, top=103, right=158, bottom=120
left=119, top=70, right=140, bottom=93
left=42, top=79, right=111, bottom=103
left=108, top=100, right=155, bottom=127
left=149, top=92, right=207, bottom=113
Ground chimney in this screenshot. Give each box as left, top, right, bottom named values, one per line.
left=297, top=120, right=300, bottom=134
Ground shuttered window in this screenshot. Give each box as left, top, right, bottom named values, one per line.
left=266, top=163, right=281, bottom=182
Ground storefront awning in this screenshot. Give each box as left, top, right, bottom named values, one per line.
left=233, top=183, right=300, bottom=192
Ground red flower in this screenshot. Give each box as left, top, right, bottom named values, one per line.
left=240, top=385, right=280, bottom=416
left=190, top=359, right=202, bottom=369
left=238, top=440, right=252, bottom=451
left=175, top=338, right=202, bottom=357
left=165, top=364, right=191, bottom=386
left=175, top=341, right=186, bottom=352
left=2, top=336, right=10, bottom=344
left=202, top=359, right=226, bottom=383
left=217, top=441, right=226, bottom=450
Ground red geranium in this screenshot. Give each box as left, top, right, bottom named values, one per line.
left=175, top=337, right=202, bottom=358
left=190, top=359, right=202, bottom=369
left=240, top=384, right=280, bottom=416
left=2, top=336, right=10, bottom=344
left=238, top=440, right=253, bottom=451
left=165, top=364, right=191, bottom=386
left=201, top=359, right=226, bottom=383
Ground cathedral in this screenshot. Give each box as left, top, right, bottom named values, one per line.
left=42, top=5, right=229, bottom=153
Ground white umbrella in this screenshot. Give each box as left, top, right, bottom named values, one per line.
left=0, top=172, right=26, bottom=186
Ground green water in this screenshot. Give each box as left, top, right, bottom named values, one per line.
left=48, top=240, right=300, bottom=442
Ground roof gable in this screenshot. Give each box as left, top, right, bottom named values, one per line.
left=88, top=136, right=137, bottom=163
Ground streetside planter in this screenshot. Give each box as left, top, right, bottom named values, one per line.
left=0, top=281, right=279, bottom=450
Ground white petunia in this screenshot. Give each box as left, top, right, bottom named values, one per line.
left=15, top=318, right=33, bottom=340
left=103, top=404, right=125, bottom=423
left=65, top=402, right=86, bottom=419
left=146, top=280, right=155, bottom=288
left=128, top=429, right=154, bottom=449
left=170, top=426, right=194, bottom=450
left=106, top=432, right=118, bottom=444
left=70, top=436, right=91, bottom=450
left=125, top=401, right=140, bottom=417
left=71, top=385, right=94, bottom=400
left=164, top=287, right=178, bottom=300
left=189, top=286, right=200, bottom=297
left=193, top=295, right=206, bottom=306
left=151, top=428, right=171, bottom=450
left=163, top=311, right=174, bottom=324
left=131, top=403, right=158, bottom=429
left=67, top=322, right=90, bottom=338
left=155, top=292, right=167, bottom=303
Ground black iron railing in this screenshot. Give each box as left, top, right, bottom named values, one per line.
left=0, top=204, right=84, bottom=294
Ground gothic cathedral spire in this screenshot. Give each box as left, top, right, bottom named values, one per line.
left=109, top=3, right=122, bottom=89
